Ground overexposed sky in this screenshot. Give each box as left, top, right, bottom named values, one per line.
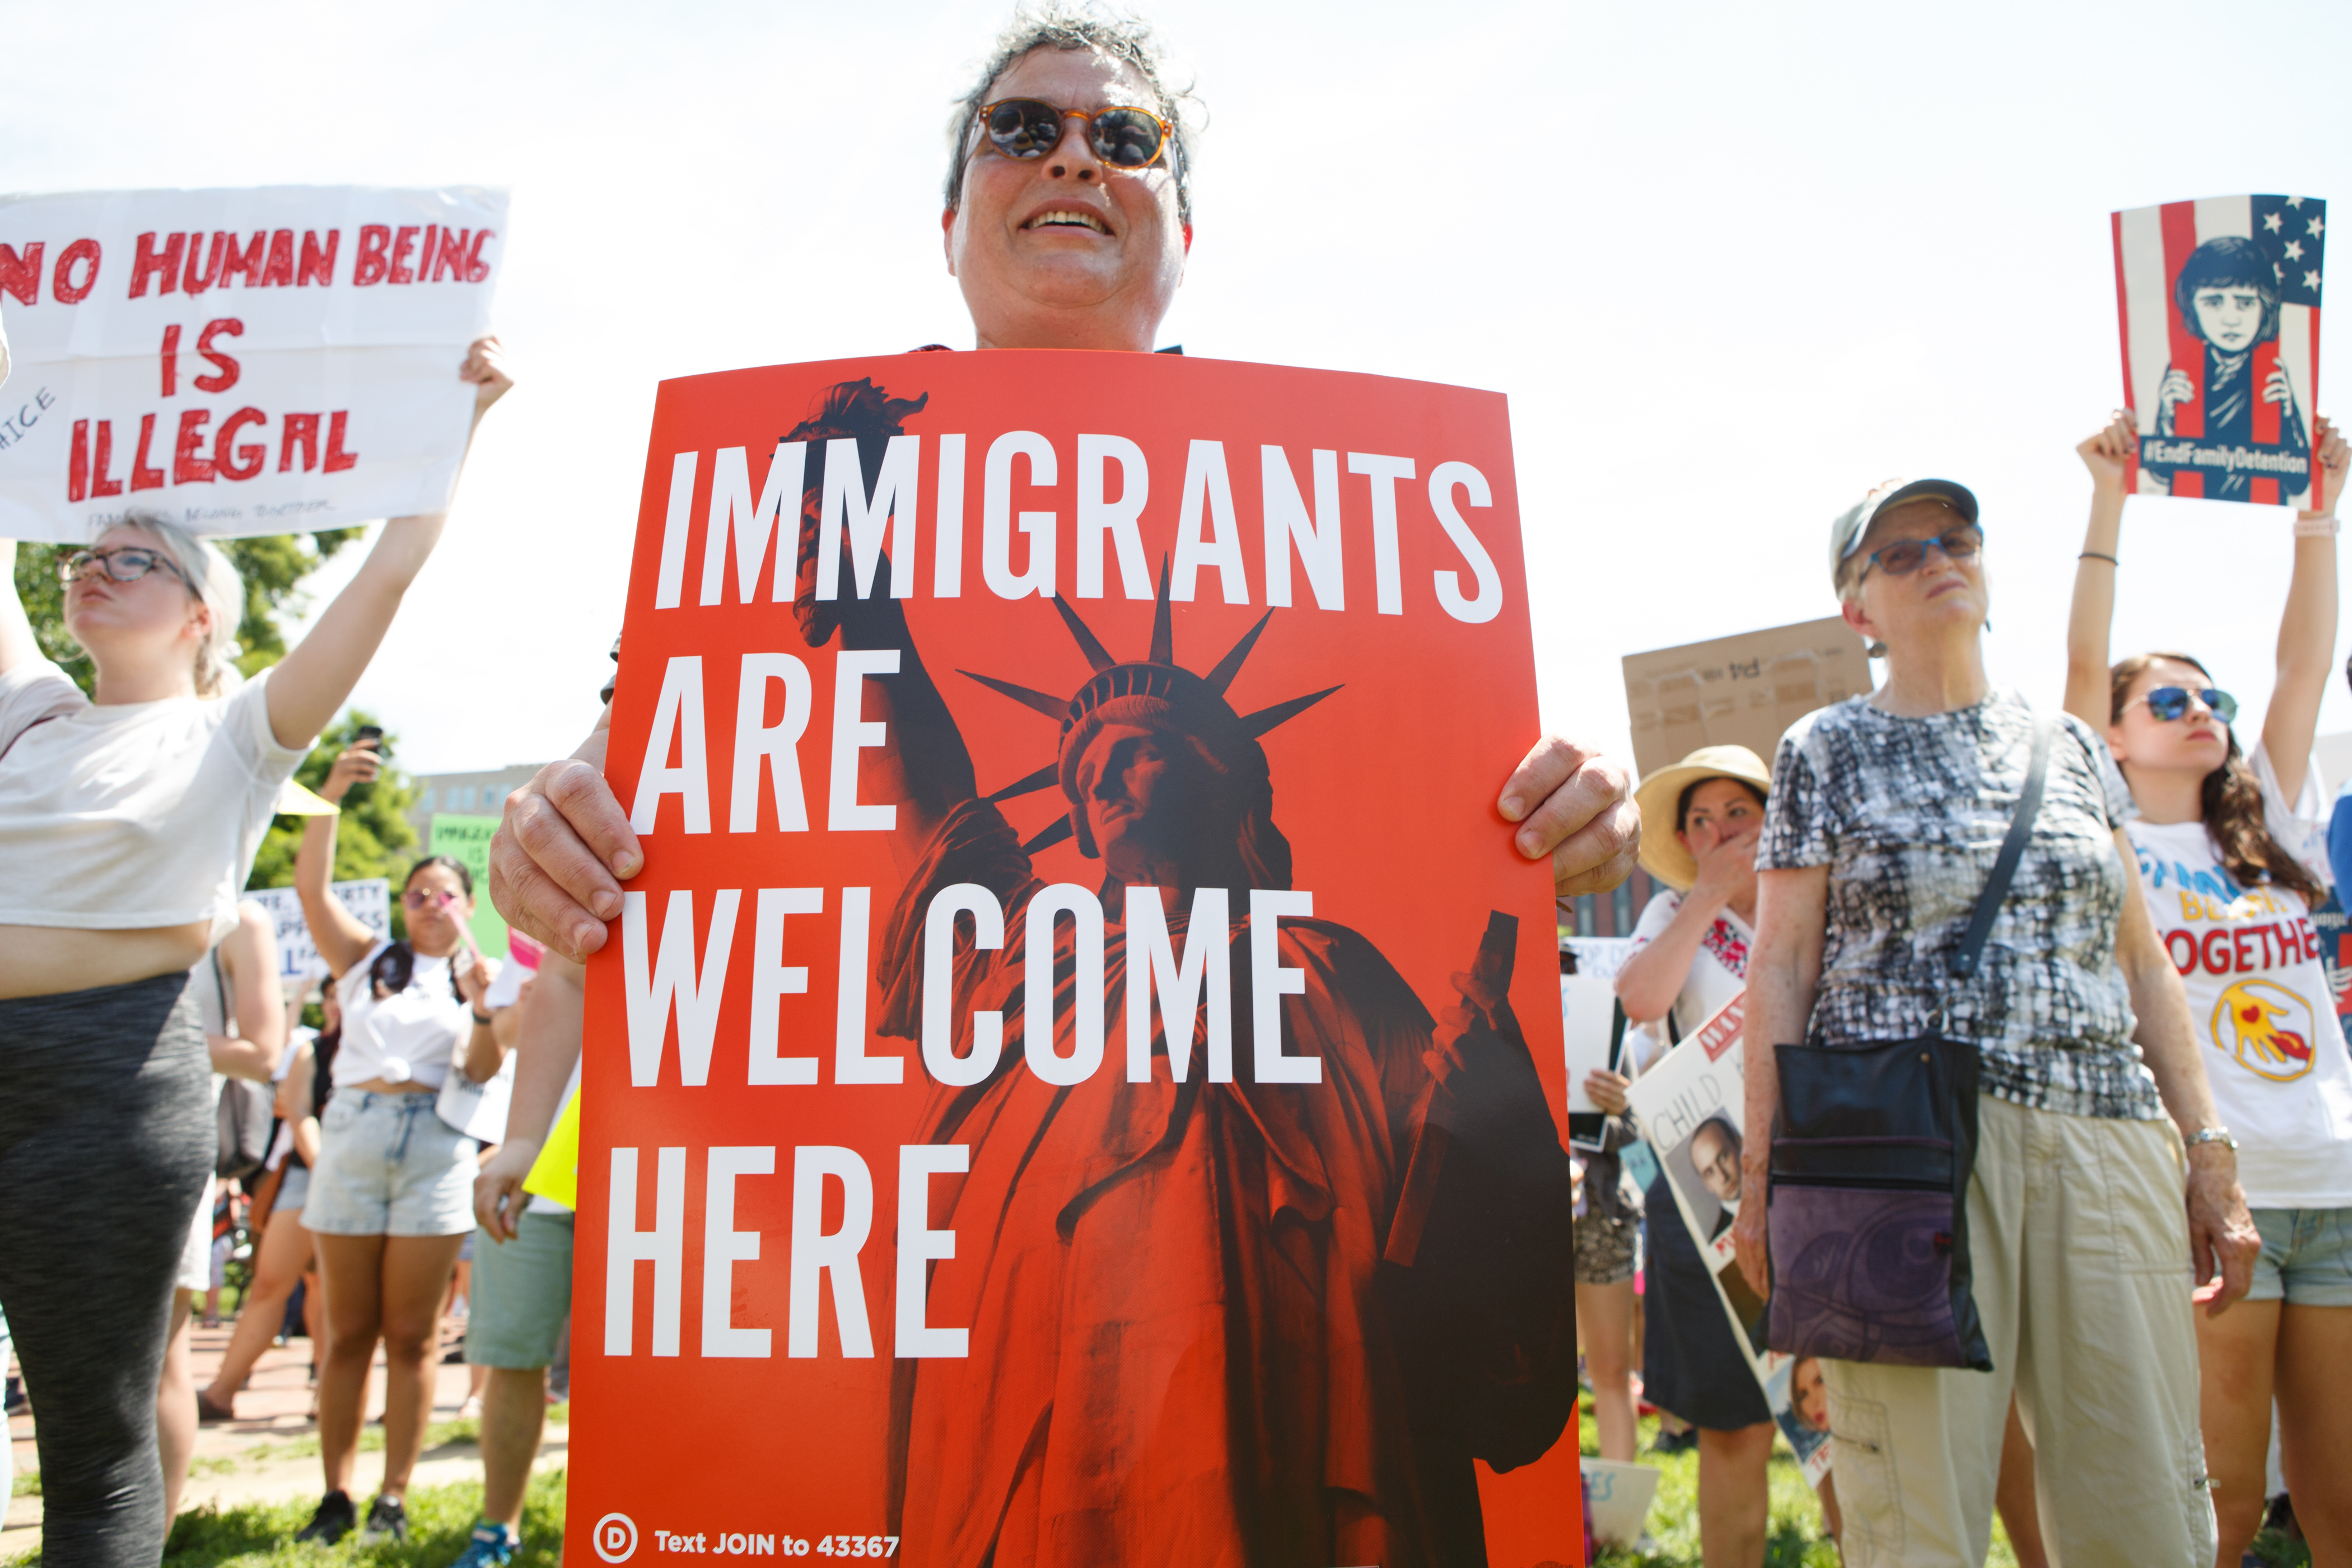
left=6, top=0, right=2350, bottom=777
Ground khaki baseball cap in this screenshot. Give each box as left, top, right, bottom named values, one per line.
left=1828, top=478, right=1979, bottom=590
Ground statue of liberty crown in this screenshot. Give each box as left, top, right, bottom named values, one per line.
left=960, top=558, right=1340, bottom=857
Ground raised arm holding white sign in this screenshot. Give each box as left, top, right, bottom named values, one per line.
left=0, top=184, right=505, bottom=540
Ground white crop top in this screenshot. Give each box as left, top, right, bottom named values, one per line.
left=0, top=659, right=309, bottom=941
left=333, top=940, right=497, bottom=1091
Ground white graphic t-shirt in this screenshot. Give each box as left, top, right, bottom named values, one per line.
left=2130, top=744, right=2352, bottom=1207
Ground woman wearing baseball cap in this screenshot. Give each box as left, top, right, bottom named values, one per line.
left=1735, top=477, right=2260, bottom=1566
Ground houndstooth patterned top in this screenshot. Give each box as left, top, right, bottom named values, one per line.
left=1757, top=687, right=2165, bottom=1122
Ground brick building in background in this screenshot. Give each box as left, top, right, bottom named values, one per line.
left=1560, top=866, right=1663, bottom=942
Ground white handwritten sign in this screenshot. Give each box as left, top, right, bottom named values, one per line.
left=0, top=185, right=504, bottom=540
left=243, top=879, right=390, bottom=988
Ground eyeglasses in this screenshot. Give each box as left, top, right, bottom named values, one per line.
left=2127, top=685, right=2238, bottom=724
left=402, top=888, right=460, bottom=910
left=973, top=99, right=1173, bottom=170
left=1858, top=524, right=1985, bottom=583
left=58, top=545, right=194, bottom=591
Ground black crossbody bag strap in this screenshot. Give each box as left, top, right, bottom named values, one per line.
left=1948, top=716, right=2054, bottom=986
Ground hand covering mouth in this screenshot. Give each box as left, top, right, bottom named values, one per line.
left=1024, top=208, right=1112, bottom=234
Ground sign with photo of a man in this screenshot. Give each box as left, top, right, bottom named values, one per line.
left=1625, top=993, right=1831, bottom=1488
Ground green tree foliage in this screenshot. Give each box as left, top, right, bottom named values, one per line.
left=245, top=712, right=421, bottom=894
left=12, top=529, right=365, bottom=694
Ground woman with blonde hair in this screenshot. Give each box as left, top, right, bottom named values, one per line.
left=0, top=338, right=510, bottom=1568
left=2068, top=409, right=2352, bottom=1564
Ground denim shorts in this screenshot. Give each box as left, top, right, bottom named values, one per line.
left=2249, top=1206, right=2352, bottom=1306
left=466, top=1210, right=575, bottom=1369
left=275, top=1164, right=310, bottom=1213
left=304, top=1089, right=478, bottom=1238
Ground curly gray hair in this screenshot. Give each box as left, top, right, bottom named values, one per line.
left=944, top=6, right=1197, bottom=224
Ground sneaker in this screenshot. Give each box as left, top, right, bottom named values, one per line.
left=360, top=1494, right=410, bottom=1546
left=294, top=1490, right=357, bottom=1545
left=450, top=1522, right=517, bottom=1568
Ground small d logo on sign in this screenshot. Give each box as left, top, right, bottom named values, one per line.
left=594, top=1514, right=640, bottom=1564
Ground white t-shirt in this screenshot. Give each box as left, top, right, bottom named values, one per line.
left=0, top=660, right=308, bottom=941
left=1622, top=888, right=1753, bottom=1068
left=2129, top=744, right=2352, bottom=1208
left=332, top=940, right=495, bottom=1092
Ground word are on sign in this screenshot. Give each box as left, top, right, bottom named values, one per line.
left=569, top=351, right=1586, bottom=1566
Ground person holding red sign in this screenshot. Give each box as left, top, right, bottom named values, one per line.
left=485, top=20, right=1637, bottom=1017
left=0, top=335, right=510, bottom=1568
left=2068, top=410, right=2352, bottom=1565
left=486, top=16, right=1632, bottom=1566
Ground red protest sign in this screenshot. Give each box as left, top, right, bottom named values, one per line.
left=571, top=349, right=1583, bottom=1568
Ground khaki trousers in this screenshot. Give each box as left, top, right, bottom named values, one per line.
left=1821, top=1094, right=2216, bottom=1567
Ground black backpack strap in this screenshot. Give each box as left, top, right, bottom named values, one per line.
left=1950, top=716, right=2054, bottom=982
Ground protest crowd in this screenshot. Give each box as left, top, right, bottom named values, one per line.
left=0, top=7, right=2348, bottom=1568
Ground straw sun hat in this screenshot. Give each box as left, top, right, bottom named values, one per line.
left=1632, top=744, right=1774, bottom=892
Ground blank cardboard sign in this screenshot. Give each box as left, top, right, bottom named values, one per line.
left=1622, top=617, right=1873, bottom=779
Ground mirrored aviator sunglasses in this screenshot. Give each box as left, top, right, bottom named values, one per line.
left=2141, top=685, right=2238, bottom=724
left=980, top=98, right=1170, bottom=169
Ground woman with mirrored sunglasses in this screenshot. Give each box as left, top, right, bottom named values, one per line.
left=283, top=739, right=505, bottom=1548
left=0, top=338, right=510, bottom=1568
left=478, top=15, right=1644, bottom=1568
left=2068, top=408, right=2352, bottom=1565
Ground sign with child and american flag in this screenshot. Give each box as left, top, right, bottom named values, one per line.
left=2112, top=194, right=2325, bottom=508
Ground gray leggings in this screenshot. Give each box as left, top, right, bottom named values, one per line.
left=0, top=974, right=212, bottom=1568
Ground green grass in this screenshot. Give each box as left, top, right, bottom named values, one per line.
left=1581, top=1408, right=2017, bottom=1567
left=1581, top=1408, right=1849, bottom=1568
left=8, top=1473, right=35, bottom=1499
left=154, top=1468, right=564, bottom=1568
left=1580, top=1406, right=2316, bottom=1568
left=232, top=1420, right=481, bottom=1467
left=2251, top=1524, right=2314, bottom=1567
